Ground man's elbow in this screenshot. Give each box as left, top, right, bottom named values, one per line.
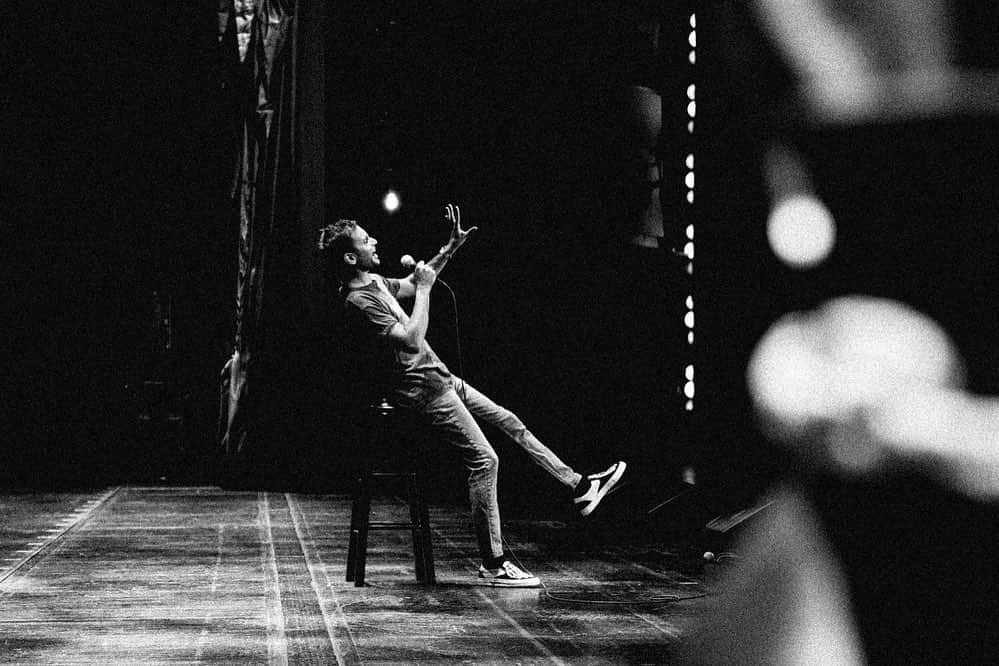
left=389, top=333, right=421, bottom=353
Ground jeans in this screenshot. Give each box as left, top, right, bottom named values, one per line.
left=421, top=378, right=582, bottom=561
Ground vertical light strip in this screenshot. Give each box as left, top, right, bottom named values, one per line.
left=683, top=12, right=696, bottom=412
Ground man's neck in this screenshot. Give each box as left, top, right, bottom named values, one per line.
left=346, top=270, right=374, bottom=290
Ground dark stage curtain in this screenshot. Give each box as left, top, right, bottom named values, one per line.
left=217, top=0, right=302, bottom=480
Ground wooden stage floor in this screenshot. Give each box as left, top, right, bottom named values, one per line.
left=0, top=486, right=714, bottom=664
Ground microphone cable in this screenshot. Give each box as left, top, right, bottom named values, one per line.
left=501, top=537, right=707, bottom=607
left=436, top=278, right=468, bottom=404
left=400, top=253, right=467, bottom=403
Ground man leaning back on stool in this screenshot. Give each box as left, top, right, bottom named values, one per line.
left=318, top=204, right=626, bottom=587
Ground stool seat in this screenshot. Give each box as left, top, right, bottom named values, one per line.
left=346, top=401, right=435, bottom=586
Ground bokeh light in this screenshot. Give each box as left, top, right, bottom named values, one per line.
left=382, top=189, right=401, bottom=213
left=766, top=194, right=836, bottom=269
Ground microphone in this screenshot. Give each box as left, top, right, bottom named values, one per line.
left=400, top=254, right=416, bottom=270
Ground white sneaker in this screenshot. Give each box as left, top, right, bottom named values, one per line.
left=476, top=560, right=541, bottom=587
left=573, top=461, right=627, bottom=516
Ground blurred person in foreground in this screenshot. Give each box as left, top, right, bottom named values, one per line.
left=684, top=296, right=999, bottom=665
left=686, top=0, right=999, bottom=662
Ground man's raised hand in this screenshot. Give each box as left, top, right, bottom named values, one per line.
left=445, top=203, right=477, bottom=248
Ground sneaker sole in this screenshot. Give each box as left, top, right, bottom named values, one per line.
left=579, top=461, right=627, bottom=517
left=476, top=577, right=542, bottom=588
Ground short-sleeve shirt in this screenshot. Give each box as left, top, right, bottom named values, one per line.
left=343, top=275, right=452, bottom=408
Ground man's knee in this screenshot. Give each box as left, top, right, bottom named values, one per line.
left=482, top=447, right=499, bottom=472
left=468, top=446, right=499, bottom=474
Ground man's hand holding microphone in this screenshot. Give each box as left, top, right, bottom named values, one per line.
left=411, top=260, right=437, bottom=291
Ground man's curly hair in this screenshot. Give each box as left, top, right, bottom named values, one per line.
left=317, top=219, right=358, bottom=282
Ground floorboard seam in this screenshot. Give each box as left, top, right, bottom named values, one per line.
left=285, top=493, right=360, bottom=665
left=193, top=522, right=227, bottom=662
left=0, top=486, right=122, bottom=593
left=431, top=526, right=569, bottom=665
left=513, top=539, right=681, bottom=641
left=258, top=492, right=289, bottom=665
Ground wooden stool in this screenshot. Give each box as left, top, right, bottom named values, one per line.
left=346, top=401, right=435, bottom=586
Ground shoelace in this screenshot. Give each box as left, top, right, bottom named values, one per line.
left=501, top=562, right=525, bottom=577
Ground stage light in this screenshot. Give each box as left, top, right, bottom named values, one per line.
left=686, top=152, right=695, bottom=204
left=685, top=400, right=694, bottom=411
left=686, top=295, right=694, bottom=309
left=688, top=31, right=696, bottom=48
left=684, top=242, right=694, bottom=259
left=382, top=189, right=401, bottom=213
left=686, top=224, right=694, bottom=239
left=767, top=193, right=836, bottom=269
left=687, top=121, right=694, bottom=134
left=684, top=311, right=695, bottom=329
left=685, top=364, right=694, bottom=380
left=687, top=101, right=696, bottom=118
left=690, top=13, right=696, bottom=29
left=689, top=51, right=696, bottom=65
left=688, top=331, right=694, bottom=344
left=687, top=84, right=695, bottom=100
left=684, top=381, right=695, bottom=399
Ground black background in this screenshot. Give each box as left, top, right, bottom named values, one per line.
left=8, top=2, right=997, bottom=527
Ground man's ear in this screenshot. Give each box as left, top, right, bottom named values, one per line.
left=343, top=252, right=357, bottom=266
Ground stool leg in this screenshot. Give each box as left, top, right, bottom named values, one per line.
left=416, top=476, right=436, bottom=585
left=346, top=473, right=362, bottom=582
left=354, top=472, right=372, bottom=587
left=406, top=473, right=425, bottom=583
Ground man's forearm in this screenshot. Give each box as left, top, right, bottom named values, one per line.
left=425, top=239, right=462, bottom=275
left=400, top=287, right=432, bottom=350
